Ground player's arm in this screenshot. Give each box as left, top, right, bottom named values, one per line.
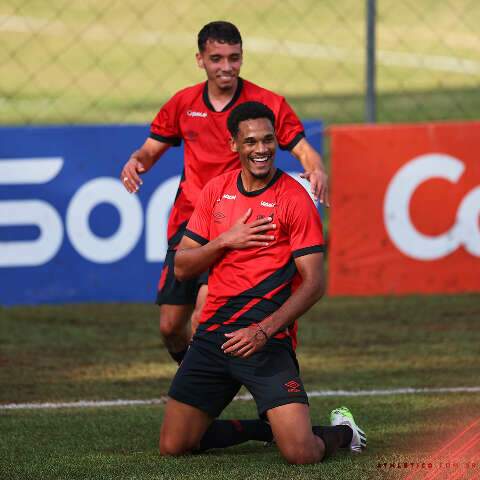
left=174, top=209, right=276, bottom=281
left=174, top=235, right=226, bottom=281
left=222, top=252, right=324, bottom=357
left=259, top=252, right=325, bottom=336
left=120, top=138, right=170, bottom=193
left=291, top=138, right=329, bottom=206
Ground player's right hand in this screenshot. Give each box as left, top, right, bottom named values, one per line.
left=120, top=157, right=145, bottom=193
left=220, top=208, right=276, bottom=250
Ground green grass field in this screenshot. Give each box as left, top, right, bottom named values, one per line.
left=1, top=0, right=480, bottom=124
left=1, top=295, right=479, bottom=479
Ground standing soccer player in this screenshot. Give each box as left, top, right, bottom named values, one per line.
left=120, top=21, right=329, bottom=364
left=158, top=102, right=366, bottom=462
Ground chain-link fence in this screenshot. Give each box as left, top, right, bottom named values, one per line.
left=1, top=0, right=479, bottom=125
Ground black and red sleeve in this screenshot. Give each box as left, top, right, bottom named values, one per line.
left=275, top=98, right=305, bottom=151
left=285, top=187, right=324, bottom=258
left=184, top=181, right=216, bottom=245
left=150, top=94, right=182, bottom=146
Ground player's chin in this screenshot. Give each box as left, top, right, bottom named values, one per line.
left=215, top=75, right=237, bottom=89
left=251, top=169, right=272, bottom=179
left=249, top=161, right=273, bottom=178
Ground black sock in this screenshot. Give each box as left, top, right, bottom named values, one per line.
left=197, top=419, right=273, bottom=452
left=312, top=425, right=353, bottom=458
left=168, top=347, right=188, bottom=365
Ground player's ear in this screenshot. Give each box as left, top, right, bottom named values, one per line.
left=196, top=52, right=204, bottom=69
left=230, top=137, right=238, bottom=152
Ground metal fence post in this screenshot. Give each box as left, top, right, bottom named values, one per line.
left=366, top=0, right=376, bottom=123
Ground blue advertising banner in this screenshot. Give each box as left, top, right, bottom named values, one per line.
left=0, top=122, right=322, bottom=305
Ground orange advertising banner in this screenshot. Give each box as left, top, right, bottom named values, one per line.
left=328, top=121, right=480, bottom=296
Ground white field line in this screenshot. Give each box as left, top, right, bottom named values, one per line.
left=2, top=386, right=480, bottom=411
left=1, top=14, right=479, bottom=75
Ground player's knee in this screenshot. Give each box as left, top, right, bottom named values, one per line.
left=281, top=449, right=318, bottom=465
left=159, top=310, right=185, bottom=339
left=159, top=433, right=192, bottom=457
left=159, top=318, right=176, bottom=339
left=279, top=442, right=321, bottom=465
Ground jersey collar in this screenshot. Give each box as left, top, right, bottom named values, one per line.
left=237, top=168, right=283, bottom=197
left=202, top=78, right=244, bottom=112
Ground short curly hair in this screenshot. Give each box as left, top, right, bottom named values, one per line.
left=227, top=101, right=276, bottom=138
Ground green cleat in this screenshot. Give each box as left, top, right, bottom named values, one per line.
left=330, top=406, right=367, bottom=453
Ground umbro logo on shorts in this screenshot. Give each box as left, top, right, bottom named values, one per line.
left=284, top=380, right=302, bottom=393
left=186, top=110, right=208, bottom=118
left=223, top=194, right=236, bottom=200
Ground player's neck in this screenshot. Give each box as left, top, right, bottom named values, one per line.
left=207, top=79, right=238, bottom=111
left=240, top=167, right=277, bottom=193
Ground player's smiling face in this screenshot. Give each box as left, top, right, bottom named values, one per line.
left=232, top=118, right=277, bottom=180
left=196, top=40, right=242, bottom=91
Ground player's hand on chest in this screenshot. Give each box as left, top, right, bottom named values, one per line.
left=212, top=196, right=281, bottom=246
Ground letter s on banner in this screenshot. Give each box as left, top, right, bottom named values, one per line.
left=384, top=153, right=480, bottom=260
left=0, top=158, right=64, bottom=267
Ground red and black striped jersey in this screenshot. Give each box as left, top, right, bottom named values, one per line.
left=185, top=168, right=324, bottom=349
left=150, top=78, right=305, bottom=246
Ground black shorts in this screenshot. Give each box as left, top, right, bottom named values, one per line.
left=156, top=249, right=209, bottom=305
left=168, top=332, right=308, bottom=418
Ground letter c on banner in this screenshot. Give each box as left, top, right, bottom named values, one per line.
left=66, top=178, right=142, bottom=263
left=384, top=153, right=480, bottom=260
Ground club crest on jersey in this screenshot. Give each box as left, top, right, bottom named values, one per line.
left=184, top=130, right=198, bottom=141
left=187, top=110, right=208, bottom=118
left=260, top=201, right=276, bottom=208
left=223, top=194, right=236, bottom=200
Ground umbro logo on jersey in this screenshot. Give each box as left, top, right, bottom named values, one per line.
left=223, top=194, right=236, bottom=200
left=213, top=211, right=225, bottom=224
left=284, top=380, right=302, bottom=393
left=187, top=110, right=208, bottom=118
left=260, top=201, right=276, bottom=208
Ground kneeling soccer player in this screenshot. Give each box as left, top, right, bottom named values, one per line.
left=159, top=101, right=366, bottom=463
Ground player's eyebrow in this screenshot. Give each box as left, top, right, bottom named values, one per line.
left=242, top=133, right=275, bottom=143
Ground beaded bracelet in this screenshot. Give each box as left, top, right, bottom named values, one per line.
left=255, top=323, right=269, bottom=341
